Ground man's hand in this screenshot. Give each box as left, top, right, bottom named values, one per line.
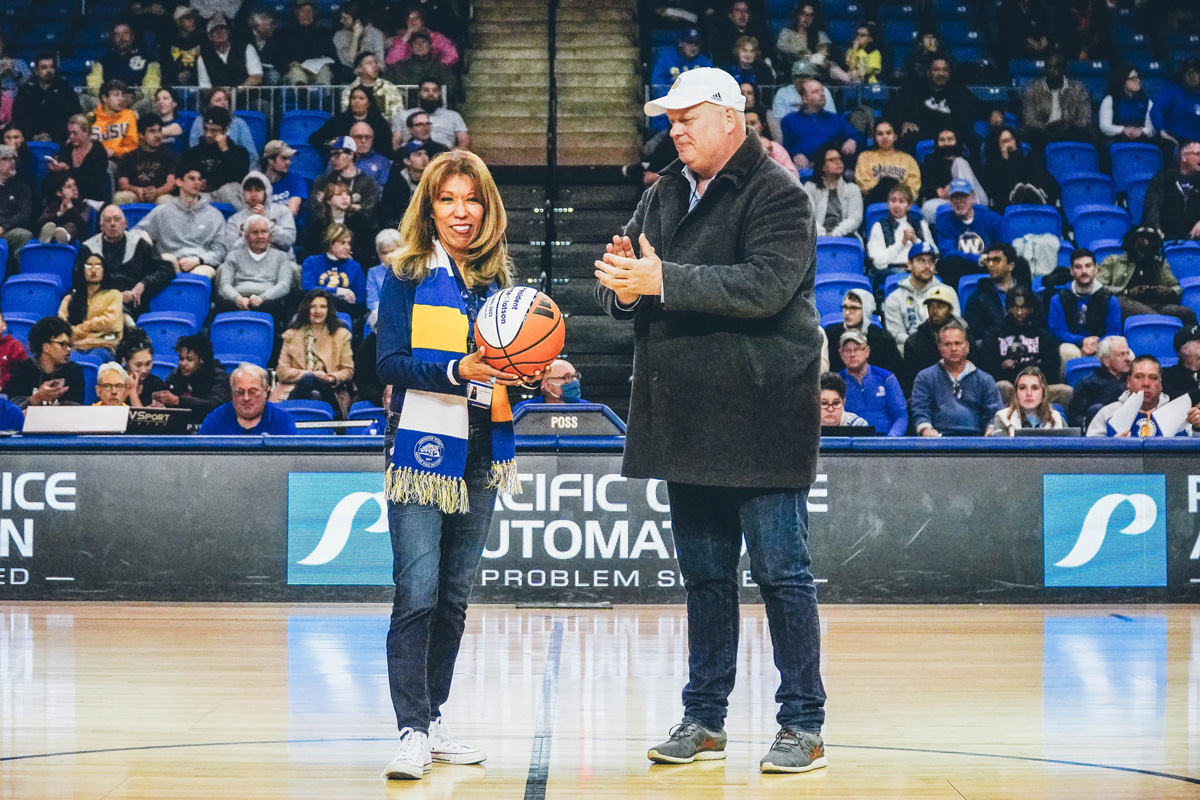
left=1190, top=219, right=1200, bottom=239
left=920, top=427, right=940, bottom=437
left=178, top=256, right=201, bottom=272
left=901, top=121, right=919, bottom=136
left=153, top=390, right=179, bottom=407
left=235, top=296, right=251, bottom=310
left=595, top=233, right=663, bottom=306
left=841, top=138, right=857, bottom=156
left=248, top=295, right=264, bottom=308
left=1187, top=405, right=1200, bottom=429
left=336, top=287, right=357, bottom=303
left=33, top=380, right=68, bottom=405
left=214, top=130, right=229, bottom=151
left=1081, top=336, right=1099, bottom=356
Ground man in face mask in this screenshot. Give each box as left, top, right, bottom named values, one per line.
left=514, top=359, right=584, bottom=411
left=395, top=80, right=470, bottom=151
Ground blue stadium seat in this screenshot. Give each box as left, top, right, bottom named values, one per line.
left=864, top=202, right=888, bottom=234
left=957, top=273, right=984, bottom=309
left=1058, top=240, right=1074, bottom=268
left=1060, top=174, right=1116, bottom=220
left=27, top=141, right=59, bottom=187
left=22, top=22, right=70, bottom=49
left=1070, top=205, right=1131, bottom=249
left=1124, top=314, right=1182, bottom=363
left=336, top=311, right=352, bottom=330
left=1064, top=357, right=1100, bottom=388
left=150, top=357, right=178, bottom=381
left=75, top=359, right=99, bottom=405
left=1002, top=204, right=1062, bottom=241
left=1165, top=242, right=1200, bottom=281
left=346, top=401, right=386, bottom=435
left=1090, top=239, right=1123, bottom=266
left=947, top=43, right=986, bottom=63
left=814, top=274, right=871, bottom=317
left=119, top=203, right=157, bottom=228
left=2, top=274, right=62, bottom=318
left=859, top=84, right=891, bottom=110
left=289, top=144, right=322, bottom=182
left=18, top=243, right=76, bottom=291
left=883, top=20, right=917, bottom=44
left=234, top=110, right=268, bottom=155
left=827, top=19, right=859, bottom=45
left=1125, top=173, right=1154, bottom=224
left=148, top=274, right=212, bottom=328
left=210, top=311, right=274, bottom=366
left=280, top=110, right=331, bottom=144
left=3, top=312, right=37, bottom=352
left=277, top=399, right=335, bottom=433
left=1044, top=142, right=1100, bottom=183
left=219, top=354, right=262, bottom=372
left=70, top=349, right=105, bottom=367
left=938, top=21, right=978, bottom=45
left=173, top=109, right=199, bottom=153
left=914, top=139, right=935, bottom=163
left=1109, top=143, right=1163, bottom=192
left=884, top=272, right=905, bottom=297
left=211, top=203, right=237, bottom=220
left=1181, top=277, right=1200, bottom=320
left=137, top=311, right=199, bottom=356
left=815, top=237, right=865, bottom=275
left=1008, top=59, right=1045, bottom=79
left=931, top=0, right=970, bottom=19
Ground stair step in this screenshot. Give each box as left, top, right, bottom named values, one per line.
left=466, top=72, right=640, bottom=89
left=501, top=184, right=644, bottom=210
left=563, top=315, right=635, bottom=353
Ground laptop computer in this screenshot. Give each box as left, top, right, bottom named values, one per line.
left=1013, top=427, right=1082, bottom=437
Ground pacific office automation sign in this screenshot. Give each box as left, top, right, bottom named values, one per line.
left=0, top=470, right=77, bottom=589
left=287, top=454, right=831, bottom=602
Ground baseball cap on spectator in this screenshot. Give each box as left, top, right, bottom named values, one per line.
left=678, top=28, right=702, bottom=44
left=908, top=241, right=938, bottom=260
left=203, top=106, right=232, bottom=128
left=644, top=67, right=746, bottom=116
left=402, top=139, right=431, bottom=157
left=174, top=6, right=199, bottom=21
left=923, top=285, right=956, bottom=307
left=207, top=12, right=230, bottom=33
left=1174, top=325, right=1200, bottom=352
left=329, top=136, right=357, bottom=154
left=839, top=329, right=868, bottom=348
left=948, top=178, right=974, bottom=196
left=263, top=140, right=297, bottom=159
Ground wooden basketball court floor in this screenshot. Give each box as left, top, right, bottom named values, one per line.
left=2, top=603, right=1199, bottom=799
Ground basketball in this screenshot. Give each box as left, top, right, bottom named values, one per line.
left=474, top=286, right=566, bottom=378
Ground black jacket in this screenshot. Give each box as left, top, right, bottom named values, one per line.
left=182, top=140, right=251, bottom=192
left=0, top=175, right=34, bottom=233
left=1143, top=168, right=1200, bottom=241
left=1163, top=362, right=1200, bottom=406
left=12, top=78, right=82, bottom=144
left=979, top=317, right=1061, bottom=386
left=4, top=359, right=85, bottom=408
left=166, top=361, right=231, bottom=424
left=79, top=233, right=175, bottom=305
left=1067, top=366, right=1124, bottom=428
left=596, top=129, right=822, bottom=487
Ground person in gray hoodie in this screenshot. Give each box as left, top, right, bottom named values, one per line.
left=215, top=214, right=295, bottom=327
left=134, top=167, right=227, bottom=280
left=220, top=170, right=297, bottom=256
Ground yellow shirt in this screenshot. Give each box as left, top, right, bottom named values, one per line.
left=92, top=107, right=140, bottom=159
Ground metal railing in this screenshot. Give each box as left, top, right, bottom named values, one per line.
left=540, top=0, right=560, bottom=295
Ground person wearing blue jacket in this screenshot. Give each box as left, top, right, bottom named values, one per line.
left=837, top=329, right=907, bottom=436
left=1047, top=248, right=1122, bottom=366
left=934, top=179, right=1002, bottom=290
left=197, top=364, right=298, bottom=435
left=301, top=222, right=367, bottom=321
left=649, top=29, right=713, bottom=133
left=1150, top=59, right=1200, bottom=147
left=779, top=77, right=864, bottom=168
left=911, top=320, right=1004, bottom=436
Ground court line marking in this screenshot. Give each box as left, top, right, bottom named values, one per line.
left=3, top=737, right=1198, bottom=785
left=523, top=619, right=565, bottom=800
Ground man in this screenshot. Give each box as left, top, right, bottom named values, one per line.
left=197, top=13, right=264, bottom=89
left=182, top=107, right=251, bottom=206
left=135, top=167, right=227, bottom=279
left=1150, top=59, right=1200, bottom=148
left=595, top=68, right=827, bottom=774
left=383, top=30, right=458, bottom=97
left=1067, top=334, right=1132, bottom=428
left=514, top=359, right=585, bottom=412
left=918, top=127, right=988, bottom=218
left=90, top=79, right=140, bottom=160
left=220, top=171, right=297, bottom=254
left=770, top=61, right=835, bottom=122
left=650, top=28, right=713, bottom=90
left=882, top=241, right=960, bottom=353
left=711, top=1, right=768, bottom=71
left=0, top=310, right=29, bottom=393
left=159, top=6, right=205, bottom=86
left=1047, top=248, right=1122, bottom=365
left=248, top=9, right=285, bottom=84
left=262, top=140, right=308, bottom=218
left=380, top=139, right=434, bottom=227
left=838, top=329, right=908, bottom=436
left=1142, top=140, right=1200, bottom=242
left=779, top=78, right=864, bottom=170
left=4, top=317, right=85, bottom=408
left=277, top=0, right=338, bottom=86
left=343, top=52, right=406, bottom=123
left=1019, top=54, right=1094, bottom=148
left=963, top=243, right=1028, bottom=344
left=12, top=54, right=82, bottom=143
left=1163, top=326, right=1200, bottom=406
left=86, top=22, right=161, bottom=100
left=349, top=121, right=391, bottom=187
left=998, top=0, right=1052, bottom=63
left=0, top=144, right=35, bottom=266
left=114, top=114, right=178, bottom=206
left=80, top=205, right=175, bottom=319
left=393, top=80, right=469, bottom=151
left=214, top=215, right=295, bottom=324
left=1097, top=226, right=1195, bottom=325
left=199, top=363, right=298, bottom=434
left=934, top=179, right=1003, bottom=291
left=901, top=284, right=960, bottom=390
left=911, top=320, right=1004, bottom=436
left=310, top=136, right=381, bottom=223
left=1086, top=355, right=1198, bottom=436
left=94, top=362, right=131, bottom=406
left=889, top=57, right=979, bottom=150
left=978, top=284, right=1064, bottom=401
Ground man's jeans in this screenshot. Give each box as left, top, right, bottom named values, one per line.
left=385, top=416, right=495, bottom=732
left=666, top=483, right=826, bottom=734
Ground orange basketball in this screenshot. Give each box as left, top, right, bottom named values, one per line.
left=474, top=287, right=566, bottom=378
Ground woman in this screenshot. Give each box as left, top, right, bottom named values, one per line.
left=819, top=372, right=870, bottom=428
left=334, top=0, right=387, bottom=70
left=273, top=289, right=355, bottom=414
left=775, top=3, right=830, bottom=77
left=48, top=115, right=110, bottom=204
left=58, top=254, right=123, bottom=359
left=153, top=87, right=186, bottom=141
left=803, top=144, right=863, bottom=239
left=308, top=86, right=395, bottom=158
left=824, top=289, right=903, bottom=377
left=985, top=366, right=1066, bottom=435
left=118, top=333, right=167, bottom=408
left=745, top=110, right=799, bottom=179
left=37, top=172, right=92, bottom=244
left=187, top=87, right=259, bottom=166
left=727, top=36, right=775, bottom=87
left=303, top=182, right=374, bottom=265
left=855, top=118, right=920, bottom=205
left=1098, top=66, right=1156, bottom=143
left=156, top=334, right=230, bottom=425
left=981, top=125, right=1057, bottom=211
left=385, top=6, right=458, bottom=68
left=377, top=150, right=528, bottom=780
left=844, top=23, right=882, bottom=85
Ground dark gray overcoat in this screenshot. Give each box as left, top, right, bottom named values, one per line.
left=596, top=129, right=822, bottom=488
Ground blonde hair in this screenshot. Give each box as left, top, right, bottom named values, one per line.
left=387, top=150, right=513, bottom=289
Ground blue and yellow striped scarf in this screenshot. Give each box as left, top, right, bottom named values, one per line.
left=385, top=241, right=519, bottom=513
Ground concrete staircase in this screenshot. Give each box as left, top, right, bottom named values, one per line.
left=464, top=0, right=641, bottom=167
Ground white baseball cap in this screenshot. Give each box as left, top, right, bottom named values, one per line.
left=644, top=67, right=746, bottom=117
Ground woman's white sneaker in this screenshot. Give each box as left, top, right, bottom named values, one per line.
left=382, top=727, right=432, bottom=780
left=428, top=718, right=487, bottom=764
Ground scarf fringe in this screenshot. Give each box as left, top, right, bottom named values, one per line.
left=486, top=459, right=521, bottom=496
left=385, top=465, right=470, bottom=515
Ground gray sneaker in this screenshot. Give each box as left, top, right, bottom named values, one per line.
left=647, top=720, right=727, bottom=764
left=760, top=728, right=827, bottom=773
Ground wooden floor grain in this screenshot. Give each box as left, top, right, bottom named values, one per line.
left=2, top=603, right=1197, bottom=798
